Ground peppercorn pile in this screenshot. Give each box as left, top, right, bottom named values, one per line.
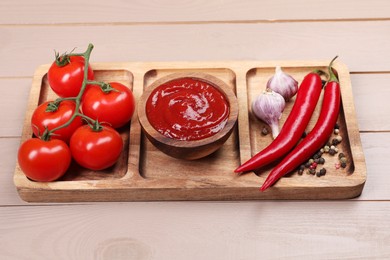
left=297, top=123, right=348, bottom=177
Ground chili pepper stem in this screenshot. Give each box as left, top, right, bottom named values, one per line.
left=328, top=56, right=339, bottom=83
left=312, top=69, right=328, bottom=78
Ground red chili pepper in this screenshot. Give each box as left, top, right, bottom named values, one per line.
left=260, top=57, right=340, bottom=191
left=234, top=71, right=323, bottom=173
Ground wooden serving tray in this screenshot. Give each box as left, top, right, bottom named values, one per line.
left=14, top=60, right=366, bottom=202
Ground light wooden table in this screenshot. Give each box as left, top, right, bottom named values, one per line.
left=1, top=1, right=390, bottom=259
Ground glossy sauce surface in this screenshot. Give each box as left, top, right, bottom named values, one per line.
left=146, top=78, right=230, bottom=141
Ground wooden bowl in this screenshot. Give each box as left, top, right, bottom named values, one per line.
left=138, top=72, right=238, bottom=160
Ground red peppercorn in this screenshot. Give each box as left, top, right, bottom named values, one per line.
left=309, top=162, right=318, bottom=170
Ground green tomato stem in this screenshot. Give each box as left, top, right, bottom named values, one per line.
left=78, top=113, right=96, bottom=124
left=86, top=81, right=120, bottom=94
left=54, top=47, right=85, bottom=67
left=41, top=128, right=51, bottom=141
left=47, top=44, right=94, bottom=136
left=46, top=43, right=110, bottom=138
left=78, top=113, right=104, bottom=132
left=45, top=97, right=78, bottom=112
left=56, top=97, right=78, bottom=102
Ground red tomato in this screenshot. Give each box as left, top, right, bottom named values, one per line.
left=18, top=138, right=71, bottom=182
left=47, top=56, right=94, bottom=97
left=31, top=100, right=83, bottom=143
left=70, top=125, right=123, bottom=170
left=81, top=82, right=135, bottom=128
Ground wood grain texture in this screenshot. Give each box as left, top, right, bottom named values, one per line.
left=1, top=1, right=389, bottom=258
left=0, top=79, right=31, bottom=137
left=0, top=138, right=27, bottom=205
left=1, top=202, right=390, bottom=259
left=0, top=0, right=389, bottom=24
left=351, top=74, right=390, bottom=132
left=1, top=21, right=390, bottom=78
left=359, top=133, right=390, bottom=200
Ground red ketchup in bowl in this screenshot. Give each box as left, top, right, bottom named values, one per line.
left=146, top=78, right=230, bottom=141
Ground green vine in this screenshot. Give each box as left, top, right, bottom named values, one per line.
left=45, top=43, right=106, bottom=139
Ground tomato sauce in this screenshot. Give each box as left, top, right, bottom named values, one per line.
left=146, top=77, right=230, bottom=141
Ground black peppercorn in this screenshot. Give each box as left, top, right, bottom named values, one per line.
left=338, top=153, right=345, bottom=159
left=298, top=165, right=305, bottom=174
left=332, top=138, right=340, bottom=145
left=313, top=153, right=321, bottom=159
left=318, top=157, right=325, bottom=164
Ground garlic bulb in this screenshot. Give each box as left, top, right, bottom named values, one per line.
left=267, top=66, right=298, bottom=101
left=252, top=89, right=286, bottom=139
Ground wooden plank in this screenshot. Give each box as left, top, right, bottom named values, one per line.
left=1, top=21, right=390, bottom=78
left=1, top=2, right=388, bottom=259
left=0, top=138, right=26, bottom=205
left=1, top=202, right=390, bottom=259
left=0, top=0, right=389, bottom=24
left=0, top=79, right=31, bottom=137
left=351, top=73, right=390, bottom=131
left=359, top=133, right=390, bottom=200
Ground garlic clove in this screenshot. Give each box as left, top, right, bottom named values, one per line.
left=252, top=88, right=286, bottom=139
left=267, top=66, right=298, bottom=101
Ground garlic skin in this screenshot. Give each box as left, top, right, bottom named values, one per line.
left=267, top=66, right=298, bottom=101
left=252, top=89, right=286, bottom=139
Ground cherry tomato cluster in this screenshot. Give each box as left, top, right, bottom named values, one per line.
left=18, top=44, right=135, bottom=182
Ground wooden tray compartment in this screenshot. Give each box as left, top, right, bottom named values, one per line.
left=140, top=68, right=239, bottom=180
left=32, top=69, right=133, bottom=181
left=14, top=61, right=366, bottom=202
left=246, top=67, right=355, bottom=179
